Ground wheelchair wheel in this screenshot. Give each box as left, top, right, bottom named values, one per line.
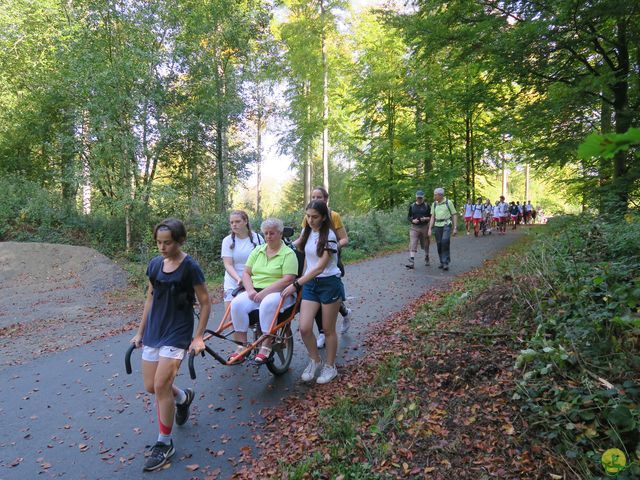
left=266, top=324, right=294, bottom=376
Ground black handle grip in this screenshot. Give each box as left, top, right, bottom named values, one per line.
left=189, top=351, right=197, bottom=379
left=125, top=344, right=136, bottom=374
left=283, top=226, right=294, bottom=238
left=231, top=285, right=245, bottom=297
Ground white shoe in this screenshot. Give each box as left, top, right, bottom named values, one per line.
left=316, top=364, right=338, bottom=384
left=339, top=309, right=352, bottom=334
left=316, top=333, right=326, bottom=349
left=301, top=359, right=322, bottom=382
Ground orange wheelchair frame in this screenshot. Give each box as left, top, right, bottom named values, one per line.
left=125, top=292, right=301, bottom=379
left=187, top=291, right=301, bottom=378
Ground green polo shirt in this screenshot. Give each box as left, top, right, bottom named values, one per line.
left=245, top=241, right=298, bottom=289
left=432, top=198, right=456, bottom=227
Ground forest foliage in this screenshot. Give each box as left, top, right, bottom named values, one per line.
left=1, top=0, right=639, bottom=255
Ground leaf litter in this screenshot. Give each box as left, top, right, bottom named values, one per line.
left=233, top=262, right=571, bottom=479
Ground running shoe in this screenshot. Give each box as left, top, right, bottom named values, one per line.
left=316, top=333, right=326, bottom=349
left=143, top=440, right=175, bottom=472
left=175, top=388, right=194, bottom=426
left=405, top=258, right=415, bottom=269
left=424, top=256, right=430, bottom=266
left=339, top=309, right=352, bottom=334
left=316, top=365, right=338, bottom=384
left=301, top=359, right=323, bottom=382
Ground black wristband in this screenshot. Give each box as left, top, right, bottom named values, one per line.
left=293, top=280, right=301, bottom=292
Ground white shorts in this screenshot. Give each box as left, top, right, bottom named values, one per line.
left=142, top=345, right=186, bottom=362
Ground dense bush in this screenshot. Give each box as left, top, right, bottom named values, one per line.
left=0, top=175, right=124, bottom=249
left=511, top=215, right=640, bottom=479
left=0, top=177, right=409, bottom=282
left=341, top=208, right=407, bottom=260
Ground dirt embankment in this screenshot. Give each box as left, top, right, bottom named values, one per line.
left=0, top=242, right=139, bottom=368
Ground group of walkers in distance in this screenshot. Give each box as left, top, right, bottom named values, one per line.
left=463, top=196, right=539, bottom=237
left=129, top=186, right=351, bottom=472
left=406, top=188, right=543, bottom=271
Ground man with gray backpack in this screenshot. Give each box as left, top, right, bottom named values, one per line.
left=427, top=187, right=458, bottom=270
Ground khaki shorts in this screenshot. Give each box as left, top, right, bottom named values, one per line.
left=409, top=224, right=430, bottom=252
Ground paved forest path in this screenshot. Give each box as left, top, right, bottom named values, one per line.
left=0, top=229, right=526, bottom=479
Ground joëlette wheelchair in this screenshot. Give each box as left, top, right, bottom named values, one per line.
left=126, top=226, right=304, bottom=379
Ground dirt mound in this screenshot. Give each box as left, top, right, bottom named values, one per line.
left=0, top=242, right=127, bottom=325
left=0, top=242, right=138, bottom=368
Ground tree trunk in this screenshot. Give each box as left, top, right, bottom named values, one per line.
left=120, top=117, right=135, bottom=253
left=501, top=153, right=508, bottom=198
left=598, top=95, right=613, bottom=211
left=387, top=91, right=396, bottom=208
left=61, top=109, right=77, bottom=211
left=416, top=103, right=432, bottom=179
left=447, top=127, right=457, bottom=203
left=256, top=105, right=263, bottom=218
left=470, top=113, right=475, bottom=200
left=320, top=0, right=330, bottom=192
left=214, top=60, right=228, bottom=213
left=79, top=110, right=92, bottom=215
left=125, top=206, right=132, bottom=252
left=304, top=80, right=312, bottom=205
left=82, top=157, right=91, bottom=215
left=415, top=102, right=423, bottom=178
left=611, top=20, right=631, bottom=212
left=190, top=149, right=198, bottom=216
left=465, top=112, right=471, bottom=199
left=523, top=163, right=529, bottom=200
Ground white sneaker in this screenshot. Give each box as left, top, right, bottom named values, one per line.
left=316, top=364, right=338, bottom=384
left=301, top=359, right=322, bottom=382
left=316, top=333, right=326, bottom=349
left=339, top=309, right=352, bottom=334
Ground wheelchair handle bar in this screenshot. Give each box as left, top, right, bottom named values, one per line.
left=125, top=344, right=136, bottom=374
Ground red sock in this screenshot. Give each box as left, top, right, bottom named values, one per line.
left=157, top=402, right=172, bottom=435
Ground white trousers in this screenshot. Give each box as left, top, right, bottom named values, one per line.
left=230, top=291, right=295, bottom=334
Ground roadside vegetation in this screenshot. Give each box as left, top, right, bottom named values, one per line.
left=0, top=174, right=406, bottom=289
left=234, top=216, right=639, bottom=479
left=511, top=216, right=640, bottom=479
